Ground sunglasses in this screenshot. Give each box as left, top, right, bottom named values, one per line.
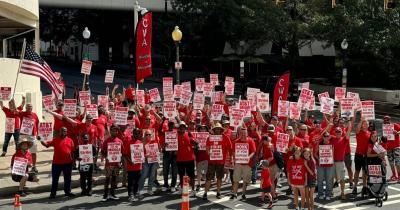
left=145, top=133, right=152, bottom=136
left=323, top=135, right=330, bottom=138
left=335, top=130, right=342, bottom=133
left=300, top=129, right=307, bottom=131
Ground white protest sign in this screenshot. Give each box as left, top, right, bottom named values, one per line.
left=130, top=143, right=145, bottom=164
left=107, top=143, right=122, bottom=163
left=210, top=74, right=219, bottom=86
left=230, top=109, right=245, bottom=128
left=347, top=92, right=361, bottom=111
left=203, top=83, right=214, bottom=97
left=318, top=92, right=330, bottom=103
left=5, top=118, right=15, bottom=133
left=179, top=90, right=192, bottom=106
left=212, top=91, right=223, bottom=103
left=148, top=88, right=161, bottom=102
left=163, top=77, right=173, bottom=90
left=163, top=101, right=177, bottom=119
left=289, top=102, right=301, bottom=120
left=361, top=101, right=375, bottom=120
left=64, top=99, right=77, bottom=118
left=97, top=95, right=109, bottom=111
left=192, top=132, right=209, bottom=151
left=182, top=81, right=191, bottom=91
left=340, top=98, right=354, bottom=118
left=81, top=60, right=92, bottom=75
left=256, top=92, right=269, bottom=113
left=12, top=157, right=28, bottom=176
left=335, top=87, right=346, bottom=102
left=86, top=104, right=98, bottom=119
left=193, top=92, right=205, bottom=110
left=42, top=95, right=55, bottom=111
left=174, top=84, right=183, bottom=99
left=235, top=143, right=249, bottom=164
left=79, top=91, right=91, bottom=107
left=304, top=96, right=316, bottom=111
left=383, top=124, right=395, bottom=141
left=39, top=122, right=53, bottom=141
left=210, top=144, right=223, bottom=160
left=104, top=70, right=115, bottom=83
left=276, top=133, right=290, bottom=153
left=373, top=143, right=386, bottom=154
left=0, top=87, right=12, bottom=101
left=225, top=81, right=235, bottom=96
left=368, top=165, right=382, bottom=176
left=319, top=145, right=333, bottom=164
left=246, top=87, right=260, bottom=98
left=239, top=100, right=251, bottom=118
left=145, top=143, right=160, bottom=163
left=79, top=145, right=93, bottom=164
left=136, top=90, right=145, bottom=106
left=277, top=100, right=289, bottom=117
left=115, top=107, right=128, bottom=125
left=298, top=88, right=314, bottom=109
left=165, top=131, right=178, bottom=151
left=20, top=117, right=34, bottom=135
left=320, top=97, right=335, bottom=115
left=210, top=104, right=224, bottom=121
left=195, top=78, right=205, bottom=92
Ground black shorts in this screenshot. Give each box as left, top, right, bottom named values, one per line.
left=206, top=164, right=224, bottom=180
left=12, top=173, right=35, bottom=182
left=354, top=154, right=366, bottom=172
left=262, top=187, right=272, bottom=193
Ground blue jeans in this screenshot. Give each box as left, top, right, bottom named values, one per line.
left=51, top=163, right=72, bottom=196
left=3, top=130, right=20, bottom=153
left=251, top=155, right=258, bottom=182
left=163, top=152, right=177, bottom=188
left=317, top=166, right=335, bottom=197
left=139, top=162, right=159, bottom=192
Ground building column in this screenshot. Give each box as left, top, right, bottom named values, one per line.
left=2, top=39, right=7, bottom=57
left=34, top=20, right=40, bottom=53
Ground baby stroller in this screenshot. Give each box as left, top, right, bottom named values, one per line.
left=363, top=159, right=388, bottom=207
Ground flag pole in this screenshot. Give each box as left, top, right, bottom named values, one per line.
left=12, top=38, right=27, bottom=99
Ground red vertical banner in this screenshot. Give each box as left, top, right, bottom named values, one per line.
left=136, top=12, right=152, bottom=83
left=272, top=71, right=290, bottom=116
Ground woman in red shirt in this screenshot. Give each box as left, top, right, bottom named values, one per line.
left=1, top=98, right=24, bottom=156
left=124, top=128, right=143, bottom=201
left=287, top=146, right=307, bottom=210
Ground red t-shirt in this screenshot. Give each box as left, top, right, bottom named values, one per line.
left=287, top=157, right=307, bottom=186
left=233, top=137, right=257, bottom=167
left=19, top=111, right=39, bottom=136
left=285, top=136, right=304, bottom=164
left=387, top=123, right=400, bottom=150
left=46, top=137, right=75, bottom=164
left=261, top=168, right=272, bottom=188
left=297, top=134, right=310, bottom=148
left=53, top=109, right=65, bottom=132
left=124, top=139, right=143, bottom=171
left=176, top=132, right=195, bottom=162
left=2, top=106, right=22, bottom=130
left=93, top=114, right=107, bottom=141
left=101, top=137, right=124, bottom=167
left=261, top=142, right=276, bottom=166
left=206, top=134, right=232, bottom=165
left=332, top=137, right=349, bottom=161
left=125, top=87, right=135, bottom=101
left=78, top=123, right=98, bottom=145
left=11, top=150, right=33, bottom=172
left=356, top=130, right=371, bottom=155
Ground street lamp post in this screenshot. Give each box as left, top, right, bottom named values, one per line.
left=172, top=26, right=182, bottom=84
left=341, top=39, right=348, bottom=88
left=82, top=27, right=91, bottom=91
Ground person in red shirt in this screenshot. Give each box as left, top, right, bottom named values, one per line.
left=203, top=123, right=232, bottom=200
left=315, top=131, right=335, bottom=200
left=93, top=105, right=108, bottom=145
left=11, top=138, right=37, bottom=197
left=159, top=121, right=178, bottom=192
left=353, top=118, right=370, bottom=196
left=195, top=124, right=209, bottom=192
left=248, top=122, right=261, bottom=184
left=287, top=146, right=307, bottom=210
left=52, top=101, right=65, bottom=138
left=176, top=121, right=196, bottom=196
left=383, top=116, right=400, bottom=181
left=303, top=148, right=316, bottom=210
left=230, top=126, right=256, bottom=200
left=257, top=135, right=279, bottom=200
left=124, top=128, right=143, bottom=201
left=101, top=125, right=124, bottom=201
left=40, top=127, right=75, bottom=199
left=296, top=124, right=310, bottom=148
left=0, top=97, right=24, bottom=156
left=19, top=103, right=39, bottom=173
left=259, top=160, right=273, bottom=209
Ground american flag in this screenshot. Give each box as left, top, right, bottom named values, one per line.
left=20, top=45, right=63, bottom=97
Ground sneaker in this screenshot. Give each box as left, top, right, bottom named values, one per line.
left=31, top=167, right=38, bottom=173
left=65, top=193, right=75, bottom=197
left=101, top=195, right=108, bottom=202
left=325, top=196, right=331, bottom=201
left=137, top=193, right=144, bottom=200
left=202, top=193, right=207, bottom=200
left=196, top=185, right=200, bottom=192
left=18, top=190, right=27, bottom=197
left=318, top=196, right=325, bottom=200
left=148, top=190, right=154, bottom=196
left=109, top=194, right=119, bottom=200
left=267, top=202, right=273, bottom=209
left=162, top=187, right=167, bottom=192
left=295, top=207, right=300, bottom=210
left=128, top=195, right=134, bottom=202
left=229, top=194, right=237, bottom=200
left=352, top=187, right=357, bottom=195
left=171, top=187, right=176, bottom=193
left=190, top=190, right=196, bottom=197
left=241, top=194, right=247, bottom=200
left=1, top=152, right=6, bottom=157
left=216, top=192, right=221, bottom=199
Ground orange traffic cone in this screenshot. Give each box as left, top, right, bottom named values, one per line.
left=181, top=176, right=189, bottom=210
left=14, top=194, right=22, bottom=210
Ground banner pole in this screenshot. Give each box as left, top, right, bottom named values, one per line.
left=12, top=38, right=27, bottom=99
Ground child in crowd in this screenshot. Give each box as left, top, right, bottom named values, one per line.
left=303, top=148, right=316, bottom=210
left=287, top=146, right=307, bottom=210
left=260, top=160, right=273, bottom=209
left=78, top=134, right=96, bottom=196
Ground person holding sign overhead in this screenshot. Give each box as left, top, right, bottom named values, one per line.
left=11, top=138, right=38, bottom=197
left=39, top=127, right=75, bottom=199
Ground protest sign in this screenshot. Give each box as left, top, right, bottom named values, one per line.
left=79, top=91, right=91, bottom=107
left=12, top=157, right=28, bottom=176
left=230, top=109, right=245, bottom=128
left=289, top=102, right=301, bottom=120
left=203, top=83, right=214, bottom=97
left=361, top=100, right=375, bottom=120
left=145, top=143, right=160, bottom=163
left=277, top=100, right=289, bottom=117
left=209, top=145, right=223, bottom=160
left=383, top=124, right=395, bottom=141
left=130, top=143, right=145, bottom=164
left=304, top=96, right=315, bottom=111
left=276, top=133, right=290, bottom=153
left=192, top=132, right=209, bottom=151
left=179, top=90, right=192, bottom=106
left=174, top=84, right=183, bottom=99
left=20, top=117, right=34, bottom=135
left=104, top=70, right=115, bottom=83
left=225, top=81, right=235, bottom=96
left=97, top=95, right=109, bottom=111
left=136, top=90, right=145, bottom=106
left=165, top=131, right=178, bottom=151
left=148, top=88, right=161, bottom=102
left=347, top=92, right=361, bottom=111
left=64, top=99, right=77, bottom=118
left=0, top=87, right=11, bottom=101
left=210, top=104, right=224, bottom=121
left=193, top=92, right=205, bottom=110
left=5, top=118, right=15, bottom=133
left=212, top=91, right=223, bottom=103
left=256, top=92, right=269, bottom=113
left=163, top=77, right=173, bottom=89
left=246, top=87, right=260, bottom=98
left=42, top=95, right=55, bottom=111
left=164, top=87, right=174, bottom=101
left=298, top=88, right=314, bottom=109
left=163, top=101, right=177, bottom=119
left=81, top=60, right=92, bottom=75
left=115, top=107, right=128, bottom=125
left=319, top=145, right=333, bottom=164
left=335, top=87, right=346, bottom=102
left=39, top=122, right=53, bottom=141
left=235, top=143, right=249, bottom=164
left=373, top=143, right=386, bottom=154
left=239, top=100, right=251, bottom=118
left=195, top=78, right=205, bottom=92
left=368, top=165, right=382, bottom=176
left=79, top=145, right=93, bottom=164
left=318, top=92, right=330, bottom=103
left=107, top=143, right=122, bottom=163
left=210, top=74, right=219, bottom=86
left=340, top=98, right=354, bottom=118
left=182, top=81, right=191, bottom=91
left=86, top=104, right=98, bottom=119
left=320, top=97, right=334, bottom=115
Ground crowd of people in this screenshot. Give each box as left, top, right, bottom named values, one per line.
left=2, top=81, right=400, bottom=210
